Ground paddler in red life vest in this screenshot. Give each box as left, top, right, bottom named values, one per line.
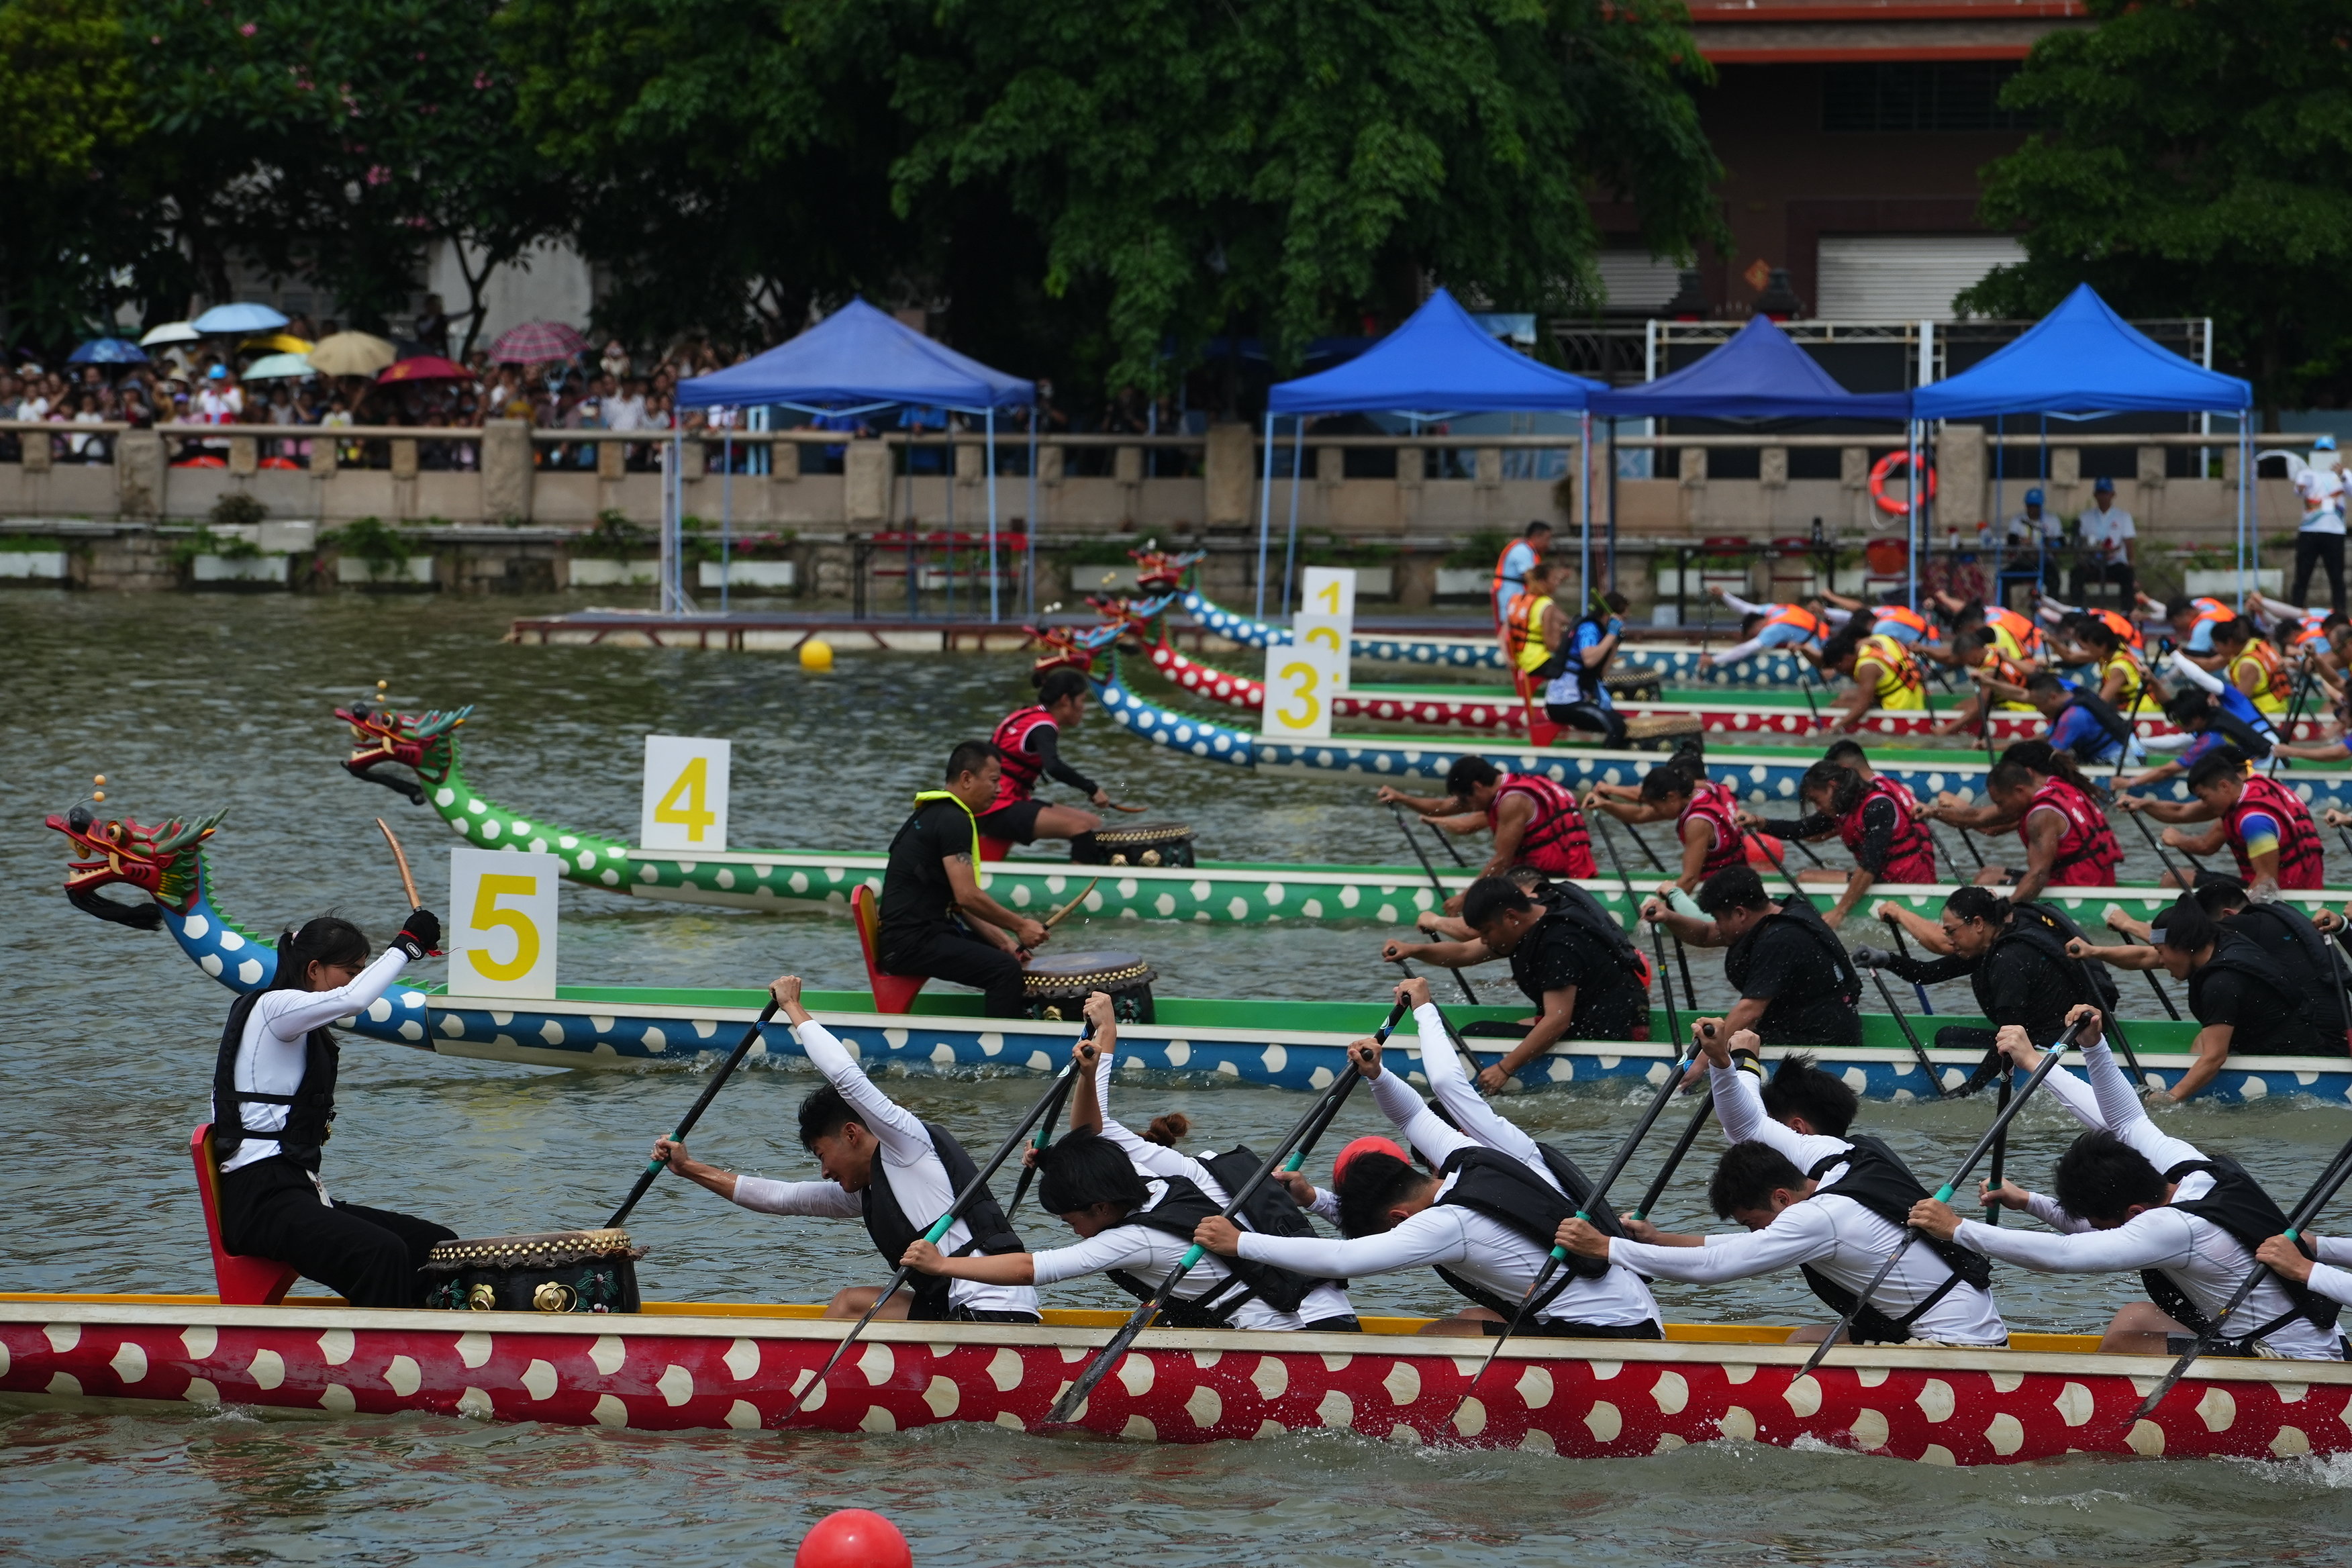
left=1377, top=756, right=1598, bottom=911
left=1923, top=740, right=2122, bottom=903
left=1586, top=754, right=1750, bottom=897
left=977, top=667, right=1110, bottom=851
left=2114, top=749, right=2328, bottom=895
left=1816, top=622, right=1928, bottom=732
left=1738, top=756, right=1937, bottom=929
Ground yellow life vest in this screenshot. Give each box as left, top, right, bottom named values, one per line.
left=2231, top=640, right=2293, bottom=716
left=1505, top=591, right=1554, bottom=676
left=1859, top=634, right=1928, bottom=710
left=911, top=789, right=981, bottom=861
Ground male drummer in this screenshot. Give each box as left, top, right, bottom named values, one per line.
left=977, top=667, right=1110, bottom=850
left=1379, top=875, right=1651, bottom=1086
left=654, top=975, right=1042, bottom=1322
left=880, top=742, right=1050, bottom=1016
left=1376, top=755, right=1597, bottom=900
left=212, top=907, right=457, bottom=1308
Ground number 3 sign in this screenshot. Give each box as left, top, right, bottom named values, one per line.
left=1260, top=642, right=1344, bottom=740
left=640, top=735, right=732, bottom=852
left=446, top=847, right=561, bottom=999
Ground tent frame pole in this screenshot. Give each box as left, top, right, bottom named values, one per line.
left=1255, top=410, right=1276, bottom=620
left=1579, top=411, right=1593, bottom=603
left=1281, top=418, right=1306, bottom=617
left=720, top=430, right=733, bottom=616
left=986, top=407, right=999, bottom=624
left=1026, top=422, right=1040, bottom=619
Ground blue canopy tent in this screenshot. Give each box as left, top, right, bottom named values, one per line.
left=677, top=299, right=1036, bottom=619
left=1910, top=283, right=2255, bottom=604
left=1263, top=288, right=1604, bottom=617
left=1589, top=315, right=1910, bottom=595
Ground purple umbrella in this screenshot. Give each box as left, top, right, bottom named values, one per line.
left=491, top=321, right=589, bottom=365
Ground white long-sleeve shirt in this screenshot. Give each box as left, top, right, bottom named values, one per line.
left=1028, top=1176, right=1305, bottom=1331
left=1689, top=1059, right=2005, bottom=1343
left=2306, top=1237, right=2352, bottom=1309
left=1091, top=1055, right=1353, bottom=1324
left=217, top=949, right=411, bottom=1175
left=1410, top=1002, right=1563, bottom=1192
left=730, top=1018, right=1038, bottom=1318
left=1951, top=1035, right=2339, bottom=1359
left=1256, top=1062, right=1659, bottom=1328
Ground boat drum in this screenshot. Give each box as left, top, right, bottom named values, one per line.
left=1, top=1297, right=2340, bottom=1465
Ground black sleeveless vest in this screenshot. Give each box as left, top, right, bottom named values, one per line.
left=860, top=1122, right=1026, bottom=1322
left=1429, top=1145, right=1622, bottom=1318
left=211, top=990, right=340, bottom=1171
left=2141, top=1154, right=2341, bottom=1346
left=1105, top=1174, right=1318, bottom=1324
left=1800, top=1134, right=1992, bottom=1344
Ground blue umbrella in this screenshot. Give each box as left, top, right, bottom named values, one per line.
left=191, top=301, right=290, bottom=334
left=67, top=338, right=149, bottom=366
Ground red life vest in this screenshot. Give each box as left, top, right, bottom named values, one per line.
left=2022, top=775, right=2122, bottom=886
left=1487, top=772, right=1596, bottom=879
left=1839, top=776, right=1937, bottom=884
left=1679, top=779, right=1749, bottom=880
left=988, top=707, right=1057, bottom=810
left=2224, top=773, right=2326, bottom=889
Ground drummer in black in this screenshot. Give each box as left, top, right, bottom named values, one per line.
left=1645, top=865, right=1863, bottom=1048
left=212, top=908, right=457, bottom=1308
left=881, top=741, right=1051, bottom=1016
left=1381, top=875, right=1652, bottom=1088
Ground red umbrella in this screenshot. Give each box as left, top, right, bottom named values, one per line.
left=490, top=321, right=588, bottom=365
left=377, top=356, right=472, bottom=384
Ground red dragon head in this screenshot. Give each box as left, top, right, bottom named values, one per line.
left=335, top=701, right=473, bottom=803
left=1129, top=544, right=1204, bottom=592
left=46, top=804, right=223, bottom=926
left=1024, top=623, right=1101, bottom=679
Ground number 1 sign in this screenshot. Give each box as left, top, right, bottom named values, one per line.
left=640, top=735, right=732, bottom=852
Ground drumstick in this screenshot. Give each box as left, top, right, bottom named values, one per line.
left=376, top=818, right=422, bottom=908
left=1103, top=801, right=1149, bottom=814
left=1044, top=877, right=1100, bottom=930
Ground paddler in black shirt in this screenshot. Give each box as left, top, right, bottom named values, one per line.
left=879, top=741, right=1050, bottom=1016
left=1380, top=875, right=1651, bottom=1088
left=1645, top=865, right=1863, bottom=1048
left=2064, top=893, right=2328, bottom=1102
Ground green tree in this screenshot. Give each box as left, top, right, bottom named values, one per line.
left=1961, top=0, right=2352, bottom=419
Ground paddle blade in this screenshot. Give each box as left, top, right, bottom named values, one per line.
left=1040, top=1310, right=1153, bottom=1428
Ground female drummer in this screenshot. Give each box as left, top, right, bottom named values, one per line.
left=211, top=908, right=457, bottom=1309
left=1071, top=991, right=1360, bottom=1330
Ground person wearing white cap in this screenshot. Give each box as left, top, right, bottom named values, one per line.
left=2291, top=434, right=2347, bottom=609
left=2072, top=476, right=2135, bottom=610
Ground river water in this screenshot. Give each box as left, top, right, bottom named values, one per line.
left=5, top=591, right=2352, bottom=1566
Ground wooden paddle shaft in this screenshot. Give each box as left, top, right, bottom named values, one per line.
left=376, top=818, right=422, bottom=908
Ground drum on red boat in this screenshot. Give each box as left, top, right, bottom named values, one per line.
left=424, top=1228, right=645, bottom=1314
left=1022, top=950, right=1158, bottom=1024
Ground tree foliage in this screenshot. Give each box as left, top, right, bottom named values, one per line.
left=1961, top=0, right=2352, bottom=416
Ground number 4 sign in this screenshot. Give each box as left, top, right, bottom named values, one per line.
left=640, top=735, right=732, bottom=851
left=446, top=847, right=561, bottom=999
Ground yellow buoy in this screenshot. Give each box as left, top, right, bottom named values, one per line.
left=799, top=638, right=835, bottom=673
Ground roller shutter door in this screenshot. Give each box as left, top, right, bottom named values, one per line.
left=1596, top=251, right=1686, bottom=313
left=1815, top=235, right=2026, bottom=320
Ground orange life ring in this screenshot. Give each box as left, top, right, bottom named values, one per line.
left=1869, top=451, right=1937, bottom=517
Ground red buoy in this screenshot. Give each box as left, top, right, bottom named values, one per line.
left=795, top=1509, right=912, bottom=1568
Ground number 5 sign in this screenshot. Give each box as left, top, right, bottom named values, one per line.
left=1260, top=642, right=1345, bottom=740
left=640, top=735, right=732, bottom=852
left=446, top=847, right=561, bottom=999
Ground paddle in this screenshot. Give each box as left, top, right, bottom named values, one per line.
left=1441, top=1032, right=1701, bottom=1436
left=782, top=1039, right=1091, bottom=1426
left=1881, top=916, right=1937, bottom=1016
left=607, top=1000, right=781, bottom=1229
left=1389, top=935, right=1479, bottom=1010
left=2141, top=967, right=2184, bottom=1021
left=2120, top=800, right=2202, bottom=885
left=1981, top=1063, right=2011, bottom=1228
left=1385, top=801, right=1479, bottom=1004
left=1006, top=1069, right=1079, bottom=1217
left=1792, top=1010, right=2091, bottom=1381
left=2129, top=1135, right=2352, bottom=1422
left=2267, top=662, right=2316, bottom=777
left=1596, top=818, right=1698, bottom=1012
left=1628, top=923, right=1709, bottom=1225
left=1042, top=997, right=1415, bottom=1428
left=1864, top=967, right=1949, bottom=1099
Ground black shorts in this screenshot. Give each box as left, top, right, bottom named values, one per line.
left=1481, top=1317, right=1665, bottom=1340
left=1302, top=1315, right=1362, bottom=1333
left=973, top=799, right=1044, bottom=844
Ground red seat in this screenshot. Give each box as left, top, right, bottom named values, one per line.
left=849, top=884, right=926, bottom=1015
left=190, top=1124, right=299, bottom=1306
left=977, top=835, right=1011, bottom=863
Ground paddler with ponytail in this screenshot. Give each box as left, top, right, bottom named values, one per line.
left=1058, top=991, right=1353, bottom=1329
left=1191, top=1012, right=1663, bottom=1339
left=977, top=666, right=1110, bottom=852
left=212, top=906, right=457, bottom=1309
left=1586, top=752, right=1750, bottom=895
left=1376, top=754, right=1598, bottom=895
left=901, top=1006, right=1314, bottom=1330
left=1924, top=740, right=2121, bottom=904
left=1909, top=1005, right=2345, bottom=1359
left=877, top=740, right=1050, bottom=1018
left=1738, top=755, right=1937, bottom=930
left=1855, top=886, right=2119, bottom=1075
left=1556, top=1026, right=2009, bottom=1349
left=653, top=975, right=1041, bottom=1323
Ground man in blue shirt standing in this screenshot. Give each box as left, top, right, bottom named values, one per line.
left=1491, top=520, right=1552, bottom=627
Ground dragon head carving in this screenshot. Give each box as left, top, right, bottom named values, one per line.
left=47, top=804, right=224, bottom=927
left=336, top=701, right=473, bottom=803
left=1025, top=623, right=1104, bottom=679
left=1129, top=544, right=1204, bottom=593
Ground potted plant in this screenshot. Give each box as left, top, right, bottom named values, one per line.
left=567, top=509, right=661, bottom=588
left=328, top=516, right=435, bottom=587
